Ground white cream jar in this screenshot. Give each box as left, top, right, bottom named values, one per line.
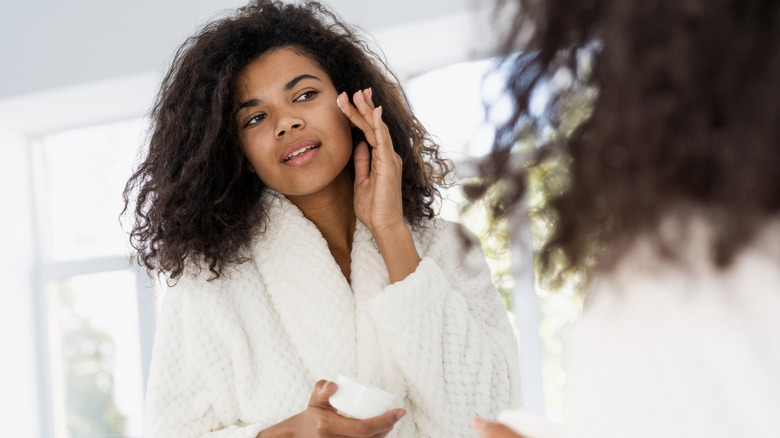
left=328, top=374, right=395, bottom=420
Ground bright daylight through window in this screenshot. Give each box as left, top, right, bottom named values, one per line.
left=32, top=118, right=156, bottom=438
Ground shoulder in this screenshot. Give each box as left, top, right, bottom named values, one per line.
left=162, top=253, right=260, bottom=312
left=412, top=217, right=480, bottom=254
left=412, top=217, right=490, bottom=278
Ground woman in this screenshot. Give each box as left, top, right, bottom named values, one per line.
left=472, top=0, right=780, bottom=437
left=123, top=1, right=521, bottom=437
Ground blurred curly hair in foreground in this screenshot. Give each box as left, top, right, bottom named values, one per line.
left=472, top=0, right=780, bottom=281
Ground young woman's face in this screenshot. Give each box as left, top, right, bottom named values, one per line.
left=234, top=47, right=353, bottom=199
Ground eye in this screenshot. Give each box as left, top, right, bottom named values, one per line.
left=245, top=113, right=266, bottom=127
left=295, top=90, right=318, bottom=102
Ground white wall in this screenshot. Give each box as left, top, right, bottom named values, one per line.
left=0, top=0, right=474, bottom=99
left=0, top=7, right=501, bottom=137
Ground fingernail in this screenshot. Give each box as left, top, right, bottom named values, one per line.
left=395, top=409, right=406, bottom=420
left=336, top=94, right=342, bottom=109
left=367, top=87, right=373, bottom=99
left=471, top=417, right=488, bottom=430
left=377, top=106, right=383, bottom=118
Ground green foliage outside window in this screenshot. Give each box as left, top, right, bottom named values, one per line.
left=57, top=286, right=127, bottom=438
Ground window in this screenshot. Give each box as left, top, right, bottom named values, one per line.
left=32, top=118, right=157, bottom=438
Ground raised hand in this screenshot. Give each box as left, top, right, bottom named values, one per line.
left=337, top=89, right=422, bottom=283
left=337, top=89, right=405, bottom=237
left=259, top=380, right=405, bottom=438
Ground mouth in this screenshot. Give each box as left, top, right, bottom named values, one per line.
left=282, top=144, right=320, bottom=162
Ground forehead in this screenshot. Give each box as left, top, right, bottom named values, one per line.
left=234, top=47, right=333, bottom=98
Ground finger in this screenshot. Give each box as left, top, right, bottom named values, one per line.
left=373, top=106, right=384, bottom=133
left=353, top=141, right=370, bottom=184
left=337, top=91, right=365, bottom=123
left=362, top=88, right=375, bottom=111
left=353, top=90, right=376, bottom=125
left=472, top=417, right=525, bottom=438
left=362, top=409, right=405, bottom=435
left=338, top=92, right=378, bottom=146
left=333, top=408, right=405, bottom=437
left=371, top=106, right=392, bottom=157
left=337, top=91, right=357, bottom=119
left=370, top=106, right=383, bottom=154
left=309, top=380, right=338, bottom=408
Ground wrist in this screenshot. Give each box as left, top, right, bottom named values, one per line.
left=371, top=220, right=410, bottom=243
left=257, top=414, right=297, bottom=438
left=373, top=222, right=421, bottom=283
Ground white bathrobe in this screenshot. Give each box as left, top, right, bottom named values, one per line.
left=144, top=193, right=522, bottom=438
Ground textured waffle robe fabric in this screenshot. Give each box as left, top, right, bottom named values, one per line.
left=144, top=193, right=522, bottom=437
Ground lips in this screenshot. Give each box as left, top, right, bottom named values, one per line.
left=283, top=144, right=319, bottom=162
left=279, top=139, right=320, bottom=163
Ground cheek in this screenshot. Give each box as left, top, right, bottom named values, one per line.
left=245, top=157, right=277, bottom=189
left=237, top=141, right=254, bottom=172
left=238, top=135, right=271, bottom=175
left=328, top=110, right=354, bottom=146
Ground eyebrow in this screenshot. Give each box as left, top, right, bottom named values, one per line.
left=236, top=74, right=323, bottom=112
left=284, top=74, right=321, bottom=91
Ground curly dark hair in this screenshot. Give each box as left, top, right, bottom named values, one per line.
left=123, top=0, right=452, bottom=280
left=480, top=0, right=780, bottom=277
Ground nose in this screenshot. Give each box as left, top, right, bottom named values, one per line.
left=275, top=111, right=304, bottom=138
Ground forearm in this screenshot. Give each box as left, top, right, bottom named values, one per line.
left=373, top=222, right=421, bottom=283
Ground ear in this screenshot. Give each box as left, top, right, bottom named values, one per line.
left=246, top=161, right=256, bottom=173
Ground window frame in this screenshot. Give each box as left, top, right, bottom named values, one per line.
left=29, top=127, right=157, bottom=438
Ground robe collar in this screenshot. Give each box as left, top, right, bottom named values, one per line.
left=249, top=192, right=390, bottom=380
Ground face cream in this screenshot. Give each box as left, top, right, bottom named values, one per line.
left=328, top=374, right=395, bottom=420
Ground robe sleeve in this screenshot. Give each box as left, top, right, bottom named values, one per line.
left=364, top=222, right=523, bottom=436
left=144, top=276, right=270, bottom=438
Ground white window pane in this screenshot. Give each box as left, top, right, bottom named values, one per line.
left=405, top=58, right=511, bottom=162
left=35, top=119, right=145, bottom=262
left=47, top=270, right=144, bottom=438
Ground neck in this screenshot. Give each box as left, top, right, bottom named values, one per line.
left=287, top=170, right=356, bottom=257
